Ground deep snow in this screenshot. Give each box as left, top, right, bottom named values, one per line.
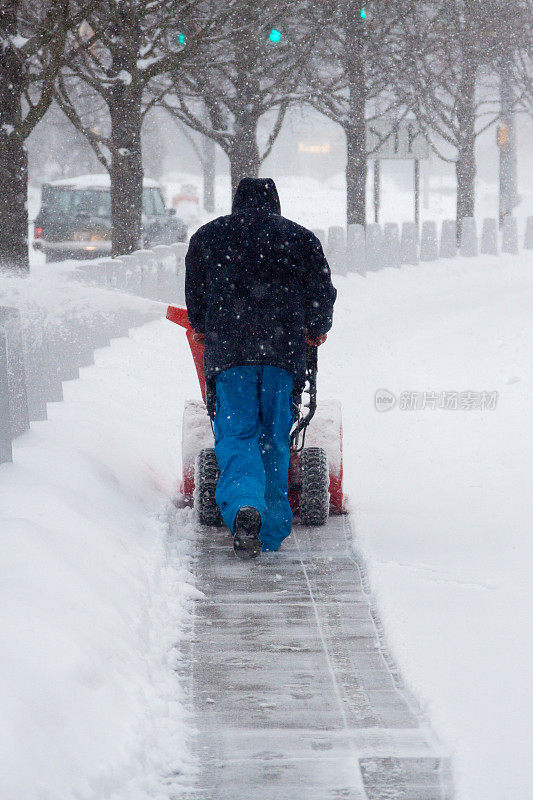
left=322, top=252, right=533, bottom=800
left=0, top=321, right=200, bottom=799
left=1, top=250, right=532, bottom=799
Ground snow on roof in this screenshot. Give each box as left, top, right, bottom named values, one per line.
left=48, top=174, right=160, bottom=189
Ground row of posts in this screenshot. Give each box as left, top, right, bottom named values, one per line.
left=0, top=243, right=188, bottom=466
left=316, top=215, right=533, bottom=275
left=77, top=242, right=187, bottom=303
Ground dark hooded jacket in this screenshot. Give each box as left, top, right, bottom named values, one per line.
left=185, top=177, right=336, bottom=392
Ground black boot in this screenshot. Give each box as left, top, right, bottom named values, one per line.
left=233, top=506, right=262, bottom=560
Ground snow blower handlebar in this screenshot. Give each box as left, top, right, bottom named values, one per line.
left=290, top=345, right=318, bottom=452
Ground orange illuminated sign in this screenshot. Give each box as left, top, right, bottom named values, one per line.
left=298, top=142, right=331, bottom=154
left=497, top=124, right=510, bottom=149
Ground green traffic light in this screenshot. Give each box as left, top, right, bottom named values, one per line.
left=178, top=32, right=186, bottom=44
left=269, top=28, right=282, bottom=43
left=360, top=8, right=367, bottom=18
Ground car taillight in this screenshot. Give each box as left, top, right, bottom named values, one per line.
left=34, top=226, right=43, bottom=239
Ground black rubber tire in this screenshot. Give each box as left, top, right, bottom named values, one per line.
left=300, top=447, right=329, bottom=526
left=195, top=448, right=223, bottom=526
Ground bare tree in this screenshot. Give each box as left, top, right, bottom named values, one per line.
left=55, top=0, right=240, bottom=255
left=303, top=0, right=405, bottom=226
left=497, top=0, right=532, bottom=124
left=161, top=0, right=318, bottom=196
left=0, top=0, right=90, bottom=270
left=27, top=100, right=101, bottom=184
left=514, top=49, right=533, bottom=119
left=397, top=0, right=531, bottom=224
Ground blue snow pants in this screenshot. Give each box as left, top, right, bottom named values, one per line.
left=214, top=365, right=294, bottom=551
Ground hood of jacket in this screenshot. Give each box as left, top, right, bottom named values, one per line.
left=231, top=177, right=281, bottom=215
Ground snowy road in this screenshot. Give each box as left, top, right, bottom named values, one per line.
left=176, top=514, right=452, bottom=799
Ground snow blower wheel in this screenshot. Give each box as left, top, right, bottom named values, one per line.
left=299, top=447, right=330, bottom=526
left=196, top=448, right=223, bottom=526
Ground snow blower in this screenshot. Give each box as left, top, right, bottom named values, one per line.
left=167, top=305, right=344, bottom=525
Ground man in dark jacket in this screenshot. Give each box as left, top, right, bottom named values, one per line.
left=185, top=177, right=336, bottom=559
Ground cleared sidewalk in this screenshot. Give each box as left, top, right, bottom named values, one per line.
left=178, top=515, right=454, bottom=799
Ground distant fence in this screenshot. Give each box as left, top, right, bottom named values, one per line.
left=74, top=242, right=187, bottom=303
left=316, top=215, right=533, bottom=275
left=0, top=242, right=187, bottom=467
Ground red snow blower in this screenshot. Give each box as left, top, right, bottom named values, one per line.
left=167, top=305, right=344, bottom=525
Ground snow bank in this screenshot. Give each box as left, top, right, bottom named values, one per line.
left=320, top=252, right=533, bottom=800
left=7, top=233, right=532, bottom=799
left=0, top=319, right=200, bottom=799
left=1, top=260, right=162, bottom=325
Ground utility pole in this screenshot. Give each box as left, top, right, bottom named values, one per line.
left=373, top=159, right=380, bottom=223
left=200, top=103, right=216, bottom=213
left=498, top=49, right=518, bottom=227
left=423, top=156, right=430, bottom=210
left=414, top=159, right=420, bottom=227
left=202, top=134, right=216, bottom=213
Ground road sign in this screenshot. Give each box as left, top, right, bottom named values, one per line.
left=366, top=119, right=430, bottom=160
left=366, top=120, right=429, bottom=226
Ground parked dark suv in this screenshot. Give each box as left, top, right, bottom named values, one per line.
left=33, top=174, right=187, bottom=261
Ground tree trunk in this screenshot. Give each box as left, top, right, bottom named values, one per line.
left=0, top=3, right=29, bottom=271
left=498, top=51, right=518, bottom=225
left=0, top=131, right=29, bottom=273
left=227, top=5, right=262, bottom=198
left=455, top=29, right=477, bottom=223
left=344, top=1, right=367, bottom=227
left=455, top=142, right=475, bottom=223
left=109, top=84, right=144, bottom=257
left=345, top=124, right=367, bottom=227
left=228, top=123, right=260, bottom=196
